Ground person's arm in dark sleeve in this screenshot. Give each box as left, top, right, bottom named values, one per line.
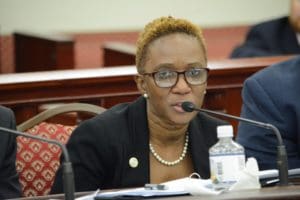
left=0, top=107, right=22, bottom=199
left=236, top=77, right=283, bottom=170
left=237, top=58, right=300, bottom=170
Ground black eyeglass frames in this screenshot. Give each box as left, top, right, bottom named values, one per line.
left=140, top=68, right=209, bottom=88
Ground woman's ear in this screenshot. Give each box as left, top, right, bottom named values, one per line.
left=134, top=75, right=147, bottom=94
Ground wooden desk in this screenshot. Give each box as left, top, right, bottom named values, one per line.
left=102, top=26, right=249, bottom=66
left=156, top=185, right=300, bottom=200
left=14, top=32, right=74, bottom=72
left=0, top=55, right=293, bottom=130
left=164, top=186, right=300, bottom=200
left=10, top=185, right=300, bottom=200
left=103, top=42, right=136, bottom=66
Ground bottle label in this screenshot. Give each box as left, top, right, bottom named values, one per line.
left=209, top=153, right=245, bottom=186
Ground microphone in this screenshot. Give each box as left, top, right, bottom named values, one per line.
left=181, top=101, right=289, bottom=186
left=0, top=126, right=75, bottom=200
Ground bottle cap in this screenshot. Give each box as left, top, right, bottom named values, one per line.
left=217, top=125, right=233, bottom=138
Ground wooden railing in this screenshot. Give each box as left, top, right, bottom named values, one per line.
left=0, top=55, right=293, bottom=130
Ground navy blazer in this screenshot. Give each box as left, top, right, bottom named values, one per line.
left=237, top=56, right=300, bottom=170
left=231, top=17, right=300, bottom=58
left=0, top=106, right=21, bottom=198
left=51, top=97, right=226, bottom=193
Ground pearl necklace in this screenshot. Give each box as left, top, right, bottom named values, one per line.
left=149, top=133, right=189, bottom=166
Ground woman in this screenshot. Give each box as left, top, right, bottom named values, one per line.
left=51, top=16, right=226, bottom=193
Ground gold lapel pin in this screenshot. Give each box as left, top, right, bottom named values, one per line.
left=129, top=157, right=139, bottom=168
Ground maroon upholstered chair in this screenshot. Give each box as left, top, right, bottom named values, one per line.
left=16, top=103, right=106, bottom=197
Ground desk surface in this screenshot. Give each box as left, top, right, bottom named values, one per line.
left=11, top=185, right=300, bottom=200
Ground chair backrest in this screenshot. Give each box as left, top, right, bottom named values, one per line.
left=16, top=103, right=106, bottom=197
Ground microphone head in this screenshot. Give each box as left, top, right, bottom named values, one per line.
left=181, top=101, right=195, bottom=112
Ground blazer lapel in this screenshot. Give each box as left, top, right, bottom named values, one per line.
left=189, top=117, right=211, bottom=179
left=120, top=97, right=150, bottom=187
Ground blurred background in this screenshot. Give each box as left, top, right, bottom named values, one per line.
left=0, top=0, right=290, bottom=73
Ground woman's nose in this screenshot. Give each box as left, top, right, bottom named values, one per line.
left=172, top=74, right=191, bottom=94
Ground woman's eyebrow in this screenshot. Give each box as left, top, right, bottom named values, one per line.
left=153, top=62, right=206, bottom=71
left=153, top=63, right=174, bottom=71
left=187, top=62, right=205, bottom=67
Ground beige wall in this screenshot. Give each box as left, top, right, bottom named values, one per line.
left=0, top=0, right=289, bottom=34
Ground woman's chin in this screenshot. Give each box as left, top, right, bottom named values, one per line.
left=169, top=113, right=194, bottom=125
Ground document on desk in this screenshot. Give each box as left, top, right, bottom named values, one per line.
left=259, top=168, right=300, bottom=186
left=259, top=168, right=300, bottom=179
left=76, top=176, right=222, bottom=199
left=94, top=186, right=188, bottom=199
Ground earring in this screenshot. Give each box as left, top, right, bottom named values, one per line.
left=203, top=90, right=207, bottom=95
left=143, top=93, right=149, bottom=99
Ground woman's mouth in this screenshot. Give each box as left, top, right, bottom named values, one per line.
left=172, top=102, right=186, bottom=113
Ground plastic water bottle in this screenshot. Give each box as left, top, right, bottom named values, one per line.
left=209, top=125, right=245, bottom=190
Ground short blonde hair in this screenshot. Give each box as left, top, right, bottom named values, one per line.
left=136, top=16, right=207, bottom=73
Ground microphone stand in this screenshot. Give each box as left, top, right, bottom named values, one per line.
left=182, top=102, right=289, bottom=186
left=0, top=127, right=75, bottom=200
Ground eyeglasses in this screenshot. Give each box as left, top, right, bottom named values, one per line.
left=141, top=68, right=209, bottom=88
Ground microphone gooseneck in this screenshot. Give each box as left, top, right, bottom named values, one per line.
left=0, top=127, right=75, bottom=200
left=181, top=101, right=289, bottom=186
